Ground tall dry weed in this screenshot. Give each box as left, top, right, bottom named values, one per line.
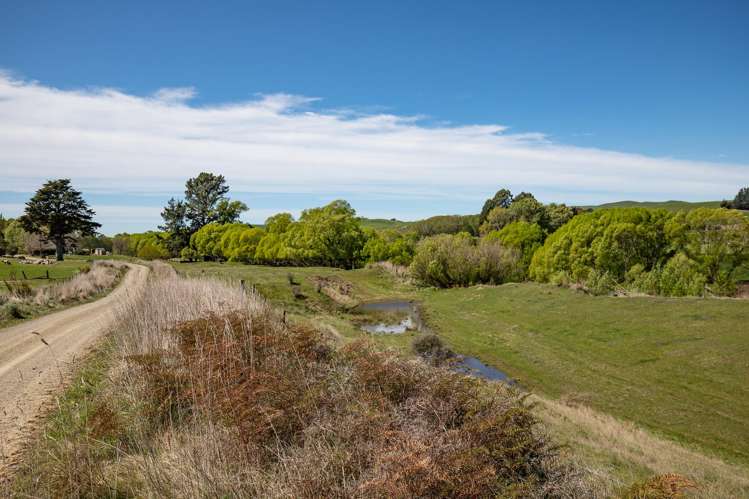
left=14, top=270, right=598, bottom=497
left=35, top=260, right=125, bottom=305
left=102, top=273, right=595, bottom=497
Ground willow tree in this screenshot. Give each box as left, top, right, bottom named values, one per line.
left=19, top=179, right=101, bottom=261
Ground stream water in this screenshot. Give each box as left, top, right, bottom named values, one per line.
left=356, top=300, right=421, bottom=334
left=356, top=299, right=515, bottom=384
left=453, top=356, right=514, bottom=384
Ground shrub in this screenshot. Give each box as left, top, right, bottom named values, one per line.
left=363, top=229, right=416, bottom=266
left=410, top=233, right=522, bottom=287
left=137, top=242, right=169, bottom=260
left=658, top=253, right=707, bottom=297
left=180, top=246, right=198, bottom=261
left=584, top=269, right=617, bottom=295
left=485, top=220, right=544, bottom=275
left=6, top=280, right=33, bottom=298
left=530, top=207, right=748, bottom=296
left=2, top=302, right=26, bottom=319
left=412, top=333, right=453, bottom=364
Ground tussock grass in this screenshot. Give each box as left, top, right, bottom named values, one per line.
left=367, top=260, right=411, bottom=280
left=34, top=261, right=125, bottom=304
left=13, top=268, right=599, bottom=497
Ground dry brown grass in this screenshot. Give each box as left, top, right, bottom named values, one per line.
left=0, top=260, right=126, bottom=321
left=34, top=260, right=125, bottom=304
left=622, top=473, right=697, bottom=499
left=367, top=261, right=411, bottom=280
left=535, top=395, right=749, bottom=498
left=13, top=270, right=600, bottom=497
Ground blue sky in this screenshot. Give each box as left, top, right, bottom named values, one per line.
left=1, top=0, right=748, bottom=234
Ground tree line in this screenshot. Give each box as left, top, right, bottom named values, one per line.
left=111, top=178, right=749, bottom=296
left=5, top=175, right=747, bottom=297
left=1, top=179, right=103, bottom=260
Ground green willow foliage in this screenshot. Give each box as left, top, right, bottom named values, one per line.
left=484, top=221, right=545, bottom=274
left=530, top=208, right=749, bottom=296
left=410, top=233, right=523, bottom=287
left=110, top=232, right=171, bottom=260
left=362, top=229, right=417, bottom=266
left=188, top=200, right=369, bottom=268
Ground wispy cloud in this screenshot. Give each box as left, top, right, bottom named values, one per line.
left=152, top=86, right=197, bottom=104
left=0, top=73, right=746, bottom=206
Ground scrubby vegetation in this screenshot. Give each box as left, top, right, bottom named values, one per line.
left=412, top=214, right=480, bottom=237
left=410, top=233, right=523, bottom=287
left=530, top=207, right=749, bottom=296
left=13, top=267, right=595, bottom=497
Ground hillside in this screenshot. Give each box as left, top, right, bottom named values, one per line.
left=591, top=200, right=722, bottom=211
left=358, top=217, right=415, bottom=230
left=360, top=200, right=724, bottom=232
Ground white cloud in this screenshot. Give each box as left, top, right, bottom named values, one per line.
left=0, top=73, right=746, bottom=204
left=152, top=87, right=197, bottom=104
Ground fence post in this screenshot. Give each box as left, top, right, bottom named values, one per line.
left=46, top=269, right=50, bottom=280
left=240, top=279, right=246, bottom=294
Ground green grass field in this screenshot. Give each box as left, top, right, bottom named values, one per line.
left=0, top=256, right=92, bottom=294
left=419, top=284, right=749, bottom=465
left=173, top=261, right=749, bottom=467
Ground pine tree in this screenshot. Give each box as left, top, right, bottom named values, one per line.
left=19, top=179, right=100, bottom=261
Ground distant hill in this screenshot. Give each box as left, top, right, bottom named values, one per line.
left=590, top=200, right=721, bottom=211
left=360, top=201, right=726, bottom=231
left=358, top=218, right=415, bottom=230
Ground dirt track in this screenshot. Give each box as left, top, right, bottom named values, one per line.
left=0, top=263, right=148, bottom=477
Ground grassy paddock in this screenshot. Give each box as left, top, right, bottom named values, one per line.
left=0, top=260, right=126, bottom=329
left=0, top=256, right=92, bottom=293
left=173, top=261, right=749, bottom=470
left=419, top=283, right=749, bottom=466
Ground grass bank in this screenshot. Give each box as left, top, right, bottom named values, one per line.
left=418, top=283, right=749, bottom=465
left=172, top=262, right=749, bottom=481
left=11, top=264, right=597, bottom=497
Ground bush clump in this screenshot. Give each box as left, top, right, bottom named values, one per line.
left=2, top=302, right=26, bottom=319
left=410, top=233, right=523, bottom=287
left=622, top=473, right=696, bottom=498
left=530, top=207, right=749, bottom=296
left=412, top=333, right=453, bottom=364
left=127, top=311, right=587, bottom=497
